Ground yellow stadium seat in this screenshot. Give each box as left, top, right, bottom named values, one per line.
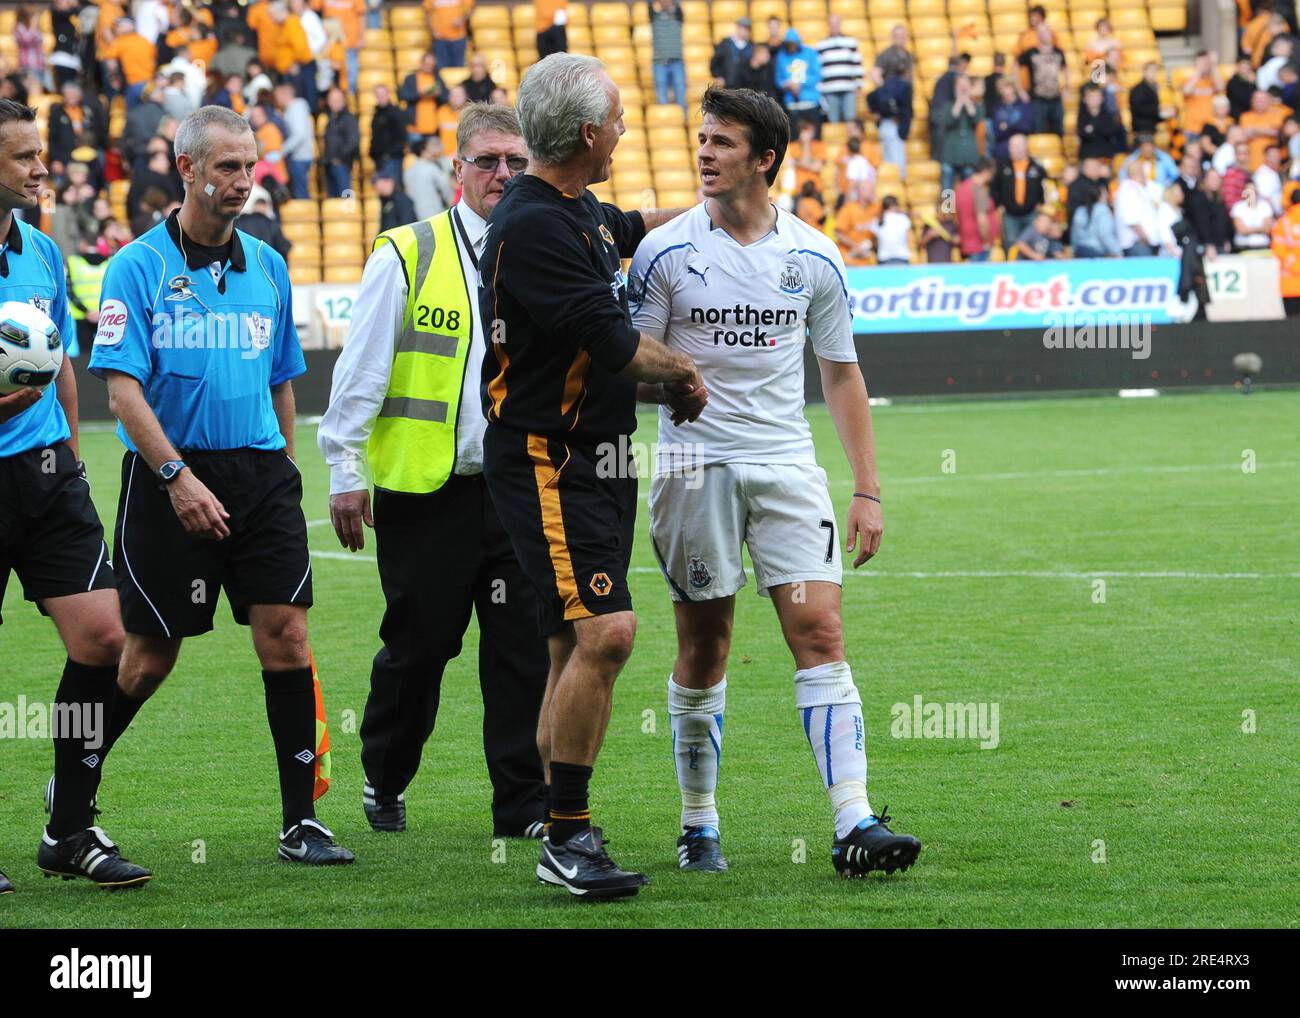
left=593, top=23, right=631, bottom=45
left=1108, top=9, right=1150, bottom=29
left=323, top=221, right=362, bottom=242
left=751, top=2, right=792, bottom=27
left=682, top=23, right=714, bottom=44
left=290, top=265, right=322, bottom=284
left=511, top=3, right=536, bottom=27
left=322, top=198, right=362, bottom=219
left=648, top=125, right=690, bottom=147
left=324, top=265, right=365, bottom=284
left=289, top=244, right=322, bottom=266
left=323, top=242, right=364, bottom=266
left=280, top=200, right=319, bottom=223
left=657, top=189, right=699, bottom=207
left=389, top=7, right=425, bottom=30
left=655, top=168, right=698, bottom=190
left=471, top=6, right=510, bottom=30
left=590, top=2, right=630, bottom=26
left=681, top=1, right=711, bottom=23
left=473, top=26, right=513, bottom=48
left=390, top=27, right=429, bottom=51
left=868, top=0, right=907, bottom=21
left=712, top=1, right=751, bottom=27
left=947, top=0, right=987, bottom=16
left=282, top=221, right=322, bottom=240
left=910, top=16, right=951, bottom=39
left=1149, top=4, right=1188, bottom=33
left=791, top=0, right=829, bottom=23
left=646, top=103, right=686, bottom=126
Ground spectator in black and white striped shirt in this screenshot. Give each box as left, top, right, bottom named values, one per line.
left=815, top=14, right=864, bottom=124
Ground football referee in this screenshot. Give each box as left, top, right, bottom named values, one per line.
left=87, top=106, right=354, bottom=866
left=0, top=98, right=150, bottom=889
left=481, top=54, right=707, bottom=898
left=318, top=104, right=550, bottom=839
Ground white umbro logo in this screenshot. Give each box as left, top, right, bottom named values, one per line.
left=294, top=749, right=315, bottom=765
left=81, top=754, right=100, bottom=768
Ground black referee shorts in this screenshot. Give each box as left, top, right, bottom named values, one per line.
left=0, top=441, right=115, bottom=625
left=112, top=449, right=312, bottom=639
left=483, top=426, right=637, bottom=637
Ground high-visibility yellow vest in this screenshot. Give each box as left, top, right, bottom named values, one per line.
left=67, top=255, right=109, bottom=322
left=367, top=209, right=474, bottom=494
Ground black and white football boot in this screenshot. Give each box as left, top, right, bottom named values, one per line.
left=537, top=827, right=649, bottom=899
left=362, top=780, right=405, bottom=832
left=37, top=826, right=152, bottom=889
left=279, top=819, right=356, bottom=865
left=0, top=869, right=13, bottom=894
left=831, top=809, right=921, bottom=878
left=677, top=825, right=729, bottom=872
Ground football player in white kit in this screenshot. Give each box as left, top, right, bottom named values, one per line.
left=629, top=87, right=921, bottom=878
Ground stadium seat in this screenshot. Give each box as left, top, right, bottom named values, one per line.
left=712, top=1, right=751, bottom=27
left=791, top=0, right=829, bottom=23
left=1149, top=4, right=1188, bottom=33
left=323, top=241, right=364, bottom=265
left=751, top=2, right=792, bottom=26
left=324, top=266, right=365, bottom=283
left=472, top=6, right=510, bottom=29
left=389, top=7, right=425, bottom=30
left=590, top=2, right=630, bottom=26
left=280, top=200, right=319, bottom=223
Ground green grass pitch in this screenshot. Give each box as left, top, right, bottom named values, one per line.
left=2, top=391, right=1297, bottom=928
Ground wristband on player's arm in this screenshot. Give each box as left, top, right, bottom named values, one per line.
left=853, top=492, right=881, bottom=504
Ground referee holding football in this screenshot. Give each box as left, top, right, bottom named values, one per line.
left=0, top=98, right=150, bottom=890
left=87, top=106, right=354, bottom=866
left=318, top=104, right=551, bottom=839
left=481, top=54, right=707, bottom=898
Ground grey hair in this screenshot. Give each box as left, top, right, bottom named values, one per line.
left=515, top=54, right=612, bottom=165
left=456, top=102, right=522, bottom=157
left=174, top=105, right=253, bottom=173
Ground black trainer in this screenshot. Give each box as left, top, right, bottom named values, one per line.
left=37, top=827, right=152, bottom=889
left=279, top=819, right=356, bottom=865
left=362, top=780, right=405, bottom=832
left=44, top=775, right=99, bottom=820
left=537, top=826, right=649, bottom=899
left=677, top=825, right=729, bottom=872
left=0, top=869, right=12, bottom=894
left=831, top=808, right=921, bottom=878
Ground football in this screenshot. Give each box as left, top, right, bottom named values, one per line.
left=0, top=299, right=63, bottom=395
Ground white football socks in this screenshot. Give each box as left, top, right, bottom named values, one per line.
left=668, top=675, right=725, bottom=832
left=794, top=660, right=873, bottom=839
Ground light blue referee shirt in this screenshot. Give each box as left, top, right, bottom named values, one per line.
left=0, top=214, right=77, bottom=458
left=88, top=209, right=305, bottom=452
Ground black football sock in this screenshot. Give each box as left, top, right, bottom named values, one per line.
left=49, top=660, right=117, bottom=839
left=263, top=667, right=317, bottom=831
left=99, top=680, right=149, bottom=759
left=547, top=761, right=593, bottom=845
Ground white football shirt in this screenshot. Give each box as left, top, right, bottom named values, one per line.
left=629, top=202, right=857, bottom=473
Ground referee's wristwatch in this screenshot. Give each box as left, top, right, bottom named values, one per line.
left=158, top=460, right=188, bottom=484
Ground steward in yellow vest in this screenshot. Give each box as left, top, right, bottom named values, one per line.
left=365, top=208, right=473, bottom=494
left=66, top=252, right=110, bottom=357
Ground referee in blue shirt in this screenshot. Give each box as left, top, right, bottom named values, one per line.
left=0, top=99, right=150, bottom=890
left=87, top=106, right=354, bottom=866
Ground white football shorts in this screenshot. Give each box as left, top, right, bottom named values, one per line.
left=648, top=462, right=843, bottom=601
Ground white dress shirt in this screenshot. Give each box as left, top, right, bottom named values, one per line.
left=318, top=200, right=489, bottom=495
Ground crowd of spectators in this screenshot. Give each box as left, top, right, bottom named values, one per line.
left=18, top=1, right=1300, bottom=321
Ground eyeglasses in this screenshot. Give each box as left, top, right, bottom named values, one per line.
left=465, top=153, right=528, bottom=174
